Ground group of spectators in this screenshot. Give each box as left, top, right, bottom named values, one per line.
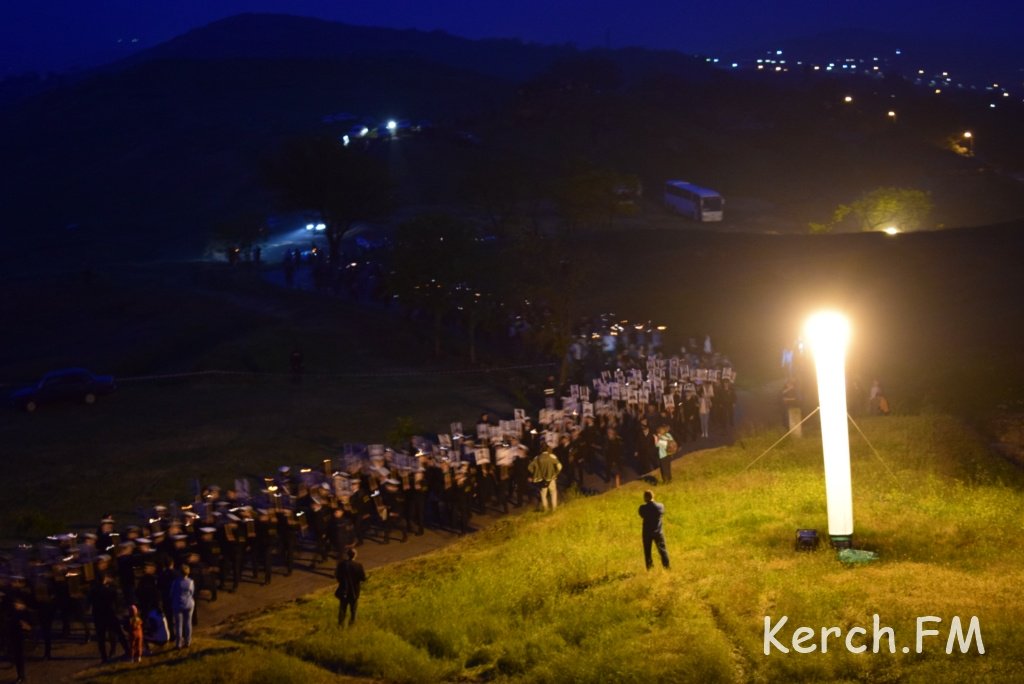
left=1, top=343, right=736, bottom=679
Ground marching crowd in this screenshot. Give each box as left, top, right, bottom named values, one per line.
left=1, top=338, right=737, bottom=681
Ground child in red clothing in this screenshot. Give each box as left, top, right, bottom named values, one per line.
left=128, top=605, right=145, bottom=663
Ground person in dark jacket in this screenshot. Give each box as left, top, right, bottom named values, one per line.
left=88, top=574, right=129, bottom=662
left=3, top=581, right=32, bottom=682
left=603, top=426, right=624, bottom=488
left=638, top=490, right=670, bottom=571
left=635, top=422, right=659, bottom=476
left=334, top=548, right=367, bottom=627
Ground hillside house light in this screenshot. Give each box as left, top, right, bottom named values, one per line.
left=883, top=226, right=900, bottom=236
left=805, top=311, right=853, bottom=547
left=963, top=131, right=974, bottom=155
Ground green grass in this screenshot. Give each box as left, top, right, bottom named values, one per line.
left=82, top=414, right=1024, bottom=683
left=79, top=638, right=360, bottom=683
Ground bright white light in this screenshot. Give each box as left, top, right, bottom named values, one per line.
left=359, top=126, right=369, bottom=137
left=386, top=120, right=397, bottom=131
left=805, top=311, right=853, bottom=537
left=843, top=95, right=853, bottom=103
left=342, top=134, right=350, bottom=147
left=315, top=223, right=326, bottom=231
left=305, top=223, right=314, bottom=231
left=883, top=226, right=900, bottom=236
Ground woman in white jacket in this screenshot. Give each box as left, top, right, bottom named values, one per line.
left=173, top=564, right=195, bottom=649
left=698, top=390, right=711, bottom=438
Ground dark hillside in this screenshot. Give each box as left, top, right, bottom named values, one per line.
left=2, top=13, right=1022, bottom=273
left=0, top=54, right=509, bottom=260
left=120, top=13, right=575, bottom=83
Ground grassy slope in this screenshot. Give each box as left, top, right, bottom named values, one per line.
left=84, top=415, right=1024, bottom=683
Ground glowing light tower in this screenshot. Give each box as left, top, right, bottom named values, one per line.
left=805, top=312, right=853, bottom=548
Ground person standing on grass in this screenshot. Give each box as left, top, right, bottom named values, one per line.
left=335, top=547, right=367, bottom=627
left=638, top=490, right=670, bottom=571
left=172, top=564, right=195, bottom=649
left=528, top=444, right=563, bottom=512
left=654, top=424, right=677, bottom=484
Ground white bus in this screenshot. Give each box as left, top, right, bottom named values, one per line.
left=664, top=180, right=724, bottom=222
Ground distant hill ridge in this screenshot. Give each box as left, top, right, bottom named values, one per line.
left=115, top=12, right=716, bottom=87
left=119, top=12, right=578, bottom=83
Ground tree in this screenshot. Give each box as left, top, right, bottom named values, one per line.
left=510, top=227, right=604, bottom=385
left=211, top=211, right=269, bottom=260
left=810, top=187, right=933, bottom=233
left=389, top=214, right=485, bottom=359
left=263, top=137, right=391, bottom=263
left=460, top=155, right=544, bottom=238
left=553, top=163, right=640, bottom=231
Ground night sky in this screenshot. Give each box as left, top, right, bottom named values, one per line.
left=4, top=0, right=1024, bottom=74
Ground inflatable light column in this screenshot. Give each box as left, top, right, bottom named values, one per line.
left=805, top=312, right=853, bottom=546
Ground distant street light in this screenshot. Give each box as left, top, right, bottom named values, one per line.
left=805, top=312, right=854, bottom=547
left=887, top=110, right=897, bottom=122
left=963, top=130, right=974, bottom=156
left=883, top=226, right=900, bottom=236
left=843, top=95, right=853, bottom=103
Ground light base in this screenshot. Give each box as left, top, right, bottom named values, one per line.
left=829, top=534, right=853, bottom=550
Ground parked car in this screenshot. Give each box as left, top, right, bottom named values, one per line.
left=10, top=368, right=116, bottom=412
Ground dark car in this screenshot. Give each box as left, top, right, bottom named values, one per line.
left=10, top=368, right=116, bottom=412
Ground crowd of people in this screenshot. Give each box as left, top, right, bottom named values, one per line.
left=1, top=340, right=737, bottom=680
